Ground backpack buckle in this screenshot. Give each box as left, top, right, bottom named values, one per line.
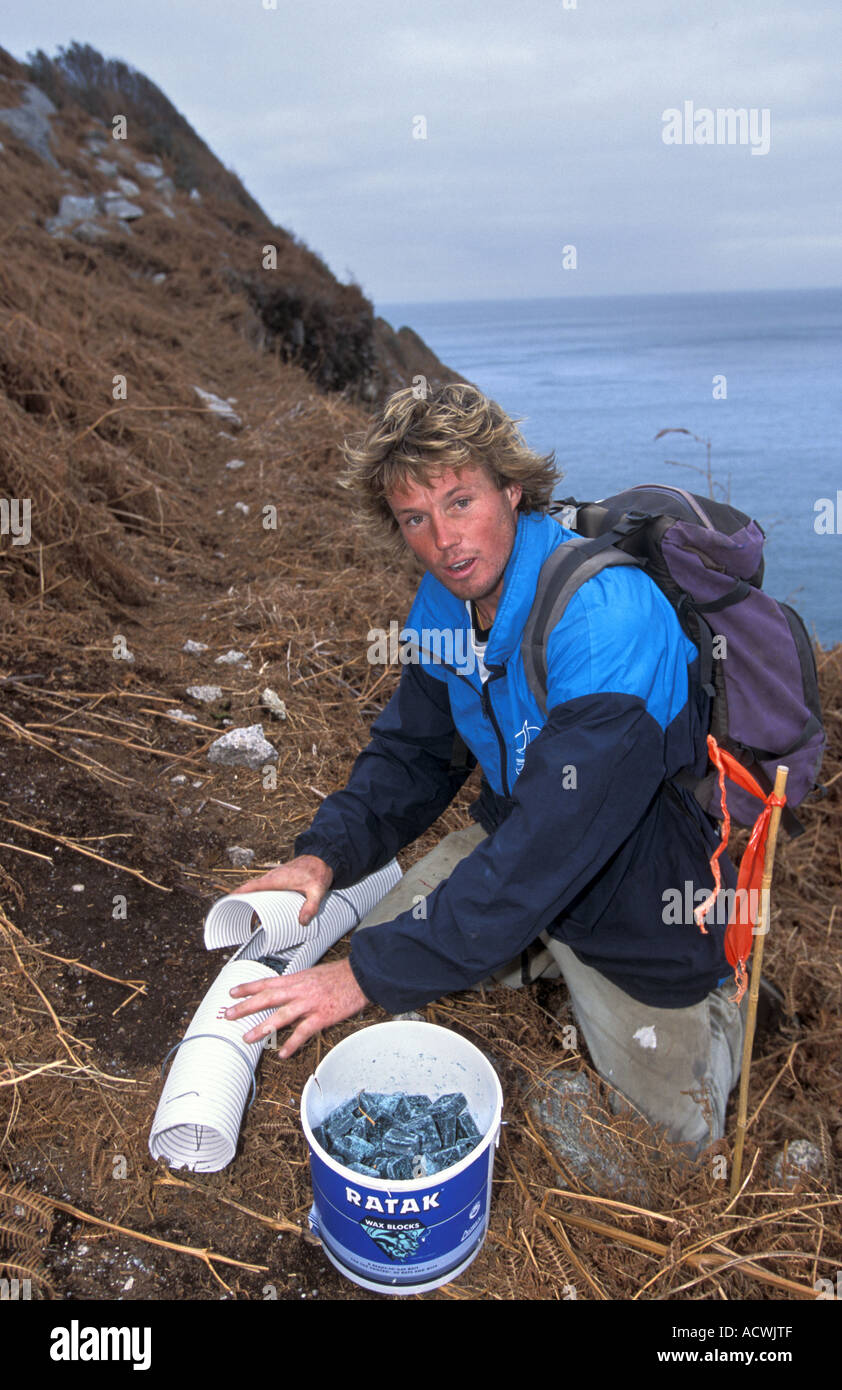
left=612, top=510, right=652, bottom=536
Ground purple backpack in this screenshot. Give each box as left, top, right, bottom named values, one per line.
left=522, top=484, right=826, bottom=835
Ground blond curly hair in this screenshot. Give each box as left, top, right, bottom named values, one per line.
left=339, top=382, right=560, bottom=551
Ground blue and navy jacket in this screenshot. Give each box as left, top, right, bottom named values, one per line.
left=295, top=511, right=736, bottom=1013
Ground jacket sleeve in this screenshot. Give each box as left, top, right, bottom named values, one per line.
left=348, top=688, right=668, bottom=1012
left=293, top=657, right=471, bottom=887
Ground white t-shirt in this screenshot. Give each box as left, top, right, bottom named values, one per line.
left=466, top=600, right=490, bottom=684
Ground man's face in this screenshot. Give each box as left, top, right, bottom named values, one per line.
left=387, top=464, right=522, bottom=627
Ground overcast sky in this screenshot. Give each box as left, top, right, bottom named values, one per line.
left=6, top=1, right=841, bottom=305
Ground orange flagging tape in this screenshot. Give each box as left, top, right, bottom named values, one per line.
left=693, top=735, right=786, bottom=1004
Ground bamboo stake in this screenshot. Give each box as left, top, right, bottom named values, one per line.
left=729, top=764, right=789, bottom=1199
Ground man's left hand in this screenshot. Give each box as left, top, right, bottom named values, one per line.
left=224, top=958, right=368, bottom=1058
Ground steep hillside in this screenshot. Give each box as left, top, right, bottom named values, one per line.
left=0, top=42, right=461, bottom=638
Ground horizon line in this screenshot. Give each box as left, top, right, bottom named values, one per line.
left=375, top=284, right=842, bottom=309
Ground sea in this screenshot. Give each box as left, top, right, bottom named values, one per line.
left=375, top=289, right=841, bottom=647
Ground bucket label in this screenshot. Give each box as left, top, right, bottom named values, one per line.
left=361, top=1218, right=430, bottom=1261
left=346, top=1186, right=440, bottom=1213
left=309, top=1144, right=493, bottom=1284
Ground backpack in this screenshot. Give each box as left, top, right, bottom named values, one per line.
left=520, top=484, right=826, bottom=837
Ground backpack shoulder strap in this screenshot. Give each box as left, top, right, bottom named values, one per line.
left=522, top=531, right=641, bottom=717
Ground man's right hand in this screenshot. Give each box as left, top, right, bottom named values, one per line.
left=229, top=854, right=334, bottom=927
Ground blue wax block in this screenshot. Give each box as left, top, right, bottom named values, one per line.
left=348, top=1117, right=371, bottom=1139
left=381, top=1125, right=419, bottom=1156
left=381, top=1156, right=413, bottom=1180
left=325, top=1099, right=360, bottom=1142
left=425, top=1147, right=455, bottom=1173
left=393, top=1095, right=413, bottom=1125
left=428, top=1144, right=466, bottom=1173
left=346, top=1162, right=381, bottom=1178
left=453, top=1138, right=477, bottom=1160
left=414, top=1116, right=441, bottom=1154
left=332, top=1133, right=378, bottom=1166
left=355, top=1095, right=382, bottom=1127
left=433, top=1112, right=457, bottom=1148
left=433, top=1092, right=468, bottom=1117
left=406, top=1094, right=433, bottom=1114
left=457, top=1110, right=481, bottom=1142
left=373, top=1112, right=398, bottom=1143
left=408, top=1089, right=436, bottom=1112
left=360, top=1091, right=400, bottom=1119
left=312, top=1123, right=329, bottom=1151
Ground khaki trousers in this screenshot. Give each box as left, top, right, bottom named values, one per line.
left=357, top=823, right=748, bottom=1156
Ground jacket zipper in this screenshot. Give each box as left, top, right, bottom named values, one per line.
left=480, top=667, right=510, bottom=798
left=411, top=636, right=511, bottom=800
left=420, top=644, right=511, bottom=799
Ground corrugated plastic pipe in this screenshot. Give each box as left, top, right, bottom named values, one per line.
left=148, top=860, right=402, bottom=1171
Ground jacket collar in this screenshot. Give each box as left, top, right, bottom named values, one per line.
left=407, top=511, right=575, bottom=665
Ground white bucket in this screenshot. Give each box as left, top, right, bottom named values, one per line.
left=301, top=1021, right=503, bottom=1295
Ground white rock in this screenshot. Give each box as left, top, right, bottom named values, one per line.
left=155, top=175, right=176, bottom=198
left=182, top=640, right=208, bottom=654
left=170, top=774, right=188, bottom=785
left=116, top=176, right=140, bottom=196
left=193, top=387, right=242, bottom=427
left=186, top=684, right=223, bottom=703
left=165, top=708, right=198, bottom=722
left=157, top=202, right=176, bottom=220
left=225, top=459, right=246, bottom=470
left=207, top=724, right=277, bottom=771
left=45, top=194, right=99, bottom=236
left=135, top=160, right=164, bottom=180
left=100, top=192, right=144, bottom=220
left=770, top=1139, right=825, bottom=1188
left=234, top=502, right=250, bottom=515
left=0, top=83, right=58, bottom=166
left=72, top=221, right=111, bottom=245
left=215, top=649, right=249, bottom=666
left=226, top=846, right=255, bottom=868
left=94, top=158, right=119, bottom=177
left=189, top=187, right=202, bottom=201
left=261, top=688, right=287, bottom=720
left=151, top=272, right=167, bottom=284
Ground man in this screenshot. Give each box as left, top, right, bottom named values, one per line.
left=225, top=383, right=746, bottom=1156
